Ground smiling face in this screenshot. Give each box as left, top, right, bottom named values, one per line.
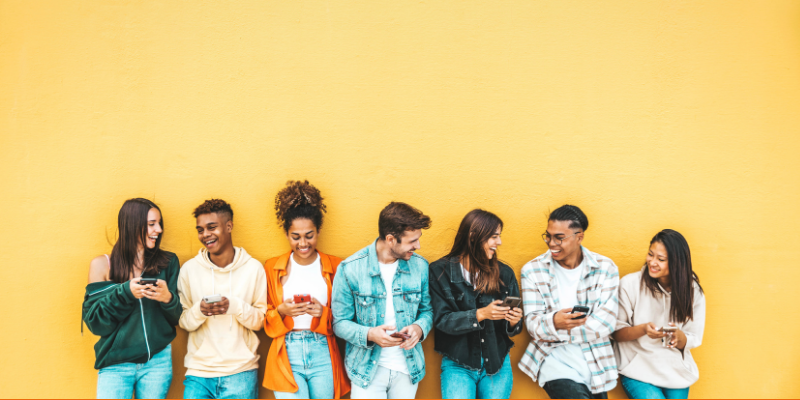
left=646, top=241, right=670, bottom=281
left=144, top=208, right=163, bottom=249
left=546, top=219, right=583, bottom=262
left=195, top=212, right=233, bottom=255
left=482, top=225, right=502, bottom=259
left=388, top=229, right=422, bottom=261
left=287, top=218, right=318, bottom=262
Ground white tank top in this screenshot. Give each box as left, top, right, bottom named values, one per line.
left=282, top=253, right=328, bottom=330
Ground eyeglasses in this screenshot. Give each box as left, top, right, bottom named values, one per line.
left=541, top=231, right=580, bottom=245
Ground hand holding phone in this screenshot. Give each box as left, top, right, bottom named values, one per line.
left=660, top=325, right=678, bottom=347
left=293, top=294, right=311, bottom=304
left=390, top=332, right=411, bottom=341
left=502, top=296, right=522, bottom=309
left=203, top=294, right=222, bottom=304
left=571, top=305, right=590, bottom=319
left=139, top=278, right=158, bottom=286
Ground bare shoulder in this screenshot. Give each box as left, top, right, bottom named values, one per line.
left=88, top=255, right=111, bottom=283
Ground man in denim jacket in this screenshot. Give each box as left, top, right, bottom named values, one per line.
left=332, top=202, right=434, bottom=399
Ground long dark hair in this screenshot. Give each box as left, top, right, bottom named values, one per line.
left=446, top=209, right=504, bottom=295
left=109, top=198, right=170, bottom=283
left=641, top=229, right=703, bottom=323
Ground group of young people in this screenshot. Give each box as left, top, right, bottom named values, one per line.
left=82, top=180, right=706, bottom=400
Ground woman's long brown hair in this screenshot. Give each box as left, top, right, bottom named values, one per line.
left=445, top=209, right=504, bottom=295
left=108, top=198, right=170, bottom=283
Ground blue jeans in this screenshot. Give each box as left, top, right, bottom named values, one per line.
left=96, top=344, right=172, bottom=399
left=183, top=369, right=258, bottom=399
left=620, top=375, right=689, bottom=399
left=440, top=354, right=513, bottom=399
left=273, top=331, right=334, bottom=399
left=349, top=366, right=418, bottom=399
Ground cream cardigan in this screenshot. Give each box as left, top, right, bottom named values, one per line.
left=614, top=269, right=706, bottom=389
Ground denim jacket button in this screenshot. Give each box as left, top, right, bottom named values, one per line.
left=372, top=361, right=376, bottom=364
left=481, top=339, right=484, bottom=342
left=473, top=323, right=477, bottom=327
left=381, top=314, right=384, bottom=318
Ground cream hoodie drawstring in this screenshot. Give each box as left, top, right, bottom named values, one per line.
left=211, top=264, right=234, bottom=330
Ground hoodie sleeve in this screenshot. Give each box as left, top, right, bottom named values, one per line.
left=226, top=264, right=268, bottom=331
left=158, top=255, right=183, bottom=326
left=178, top=266, right=209, bottom=332
left=82, top=282, right=138, bottom=337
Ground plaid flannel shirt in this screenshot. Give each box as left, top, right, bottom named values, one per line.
left=518, top=247, right=619, bottom=394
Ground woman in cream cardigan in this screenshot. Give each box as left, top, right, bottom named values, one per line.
left=613, top=229, right=706, bottom=399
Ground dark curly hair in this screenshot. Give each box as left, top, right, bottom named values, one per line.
left=193, top=199, right=234, bottom=221
left=275, top=180, right=326, bottom=232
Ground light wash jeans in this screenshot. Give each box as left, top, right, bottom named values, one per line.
left=273, top=331, right=335, bottom=399
left=96, top=344, right=172, bottom=399
left=183, top=369, right=258, bottom=399
left=440, top=354, right=513, bottom=399
left=349, top=366, right=418, bottom=399
left=620, top=375, right=690, bottom=399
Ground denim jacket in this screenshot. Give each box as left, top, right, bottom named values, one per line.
left=331, top=240, right=433, bottom=387
left=429, top=257, right=522, bottom=375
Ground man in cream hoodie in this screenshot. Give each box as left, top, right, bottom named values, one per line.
left=178, top=199, right=268, bottom=399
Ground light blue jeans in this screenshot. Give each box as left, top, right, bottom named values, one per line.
left=349, top=366, right=419, bottom=399
left=440, top=354, right=513, bottom=399
left=183, top=369, right=258, bottom=399
left=96, top=344, right=172, bottom=399
left=620, top=375, right=690, bottom=399
left=273, top=331, right=335, bottom=399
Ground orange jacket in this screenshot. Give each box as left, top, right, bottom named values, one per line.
left=262, top=251, right=351, bottom=398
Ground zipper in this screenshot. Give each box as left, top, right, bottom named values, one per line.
left=88, top=284, right=120, bottom=296
left=139, top=299, right=151, bottom=361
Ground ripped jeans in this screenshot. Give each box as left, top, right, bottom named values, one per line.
left=440, top=354, right=513, bottom=399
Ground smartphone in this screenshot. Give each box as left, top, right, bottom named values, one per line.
left=203, top=294, right=222, bottom=304
left=660, top=326, right=677, bottom=347
left=390, top=332, right=410, bottom=340
left=502, top=296, right=522, bottom=309
left=571, top=305, right=590, bottom=319
left=293, top=294, right=311, bottom=303
left=139, top=278, right=158, bottom=285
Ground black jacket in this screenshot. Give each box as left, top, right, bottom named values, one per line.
left=429, top=256, right=523, bottom=374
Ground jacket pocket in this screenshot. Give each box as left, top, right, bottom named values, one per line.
left=355, top=294, right=376, bottom=325
left=402, top=291, right=422, bottom=319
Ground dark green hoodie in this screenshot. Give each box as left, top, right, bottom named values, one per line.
left=82, top=252, right=182, bottom=369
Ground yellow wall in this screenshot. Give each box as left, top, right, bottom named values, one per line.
left=2, top=1, right=799, bottom=398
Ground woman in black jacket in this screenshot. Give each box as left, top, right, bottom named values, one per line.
left=429, top=209, right=522, bottom=399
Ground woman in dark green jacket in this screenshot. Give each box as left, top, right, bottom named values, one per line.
left=82, top=198, right=182, bottom=399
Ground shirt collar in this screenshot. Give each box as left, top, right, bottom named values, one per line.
left=542, top=246, right=600, bottom=276
left=369, top=239, right=411, bottom=277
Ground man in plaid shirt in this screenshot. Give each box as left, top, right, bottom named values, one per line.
left=518, top=205, right=619, bottom=399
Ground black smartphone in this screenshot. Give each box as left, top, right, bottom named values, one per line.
left=502, top=296, right=522, bottom=309
left=139, top=278, right=158, bottom=285
left=571, top=305, right=590, bottom=319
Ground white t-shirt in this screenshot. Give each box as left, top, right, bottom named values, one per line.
left=282, top=253, right=328, bottom=330
left=460, top=263, right=472, bottom=284
left=538, top=258, right=593, bottom=388
left=377, top=260, right=409, bottom=374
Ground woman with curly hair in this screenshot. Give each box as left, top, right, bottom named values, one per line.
left=262, top=181, right=351, bottom=399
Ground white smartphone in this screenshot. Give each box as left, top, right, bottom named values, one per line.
left=660, top=326, right=678, bottom=333
left=203, top=294, right=222, bottom=304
